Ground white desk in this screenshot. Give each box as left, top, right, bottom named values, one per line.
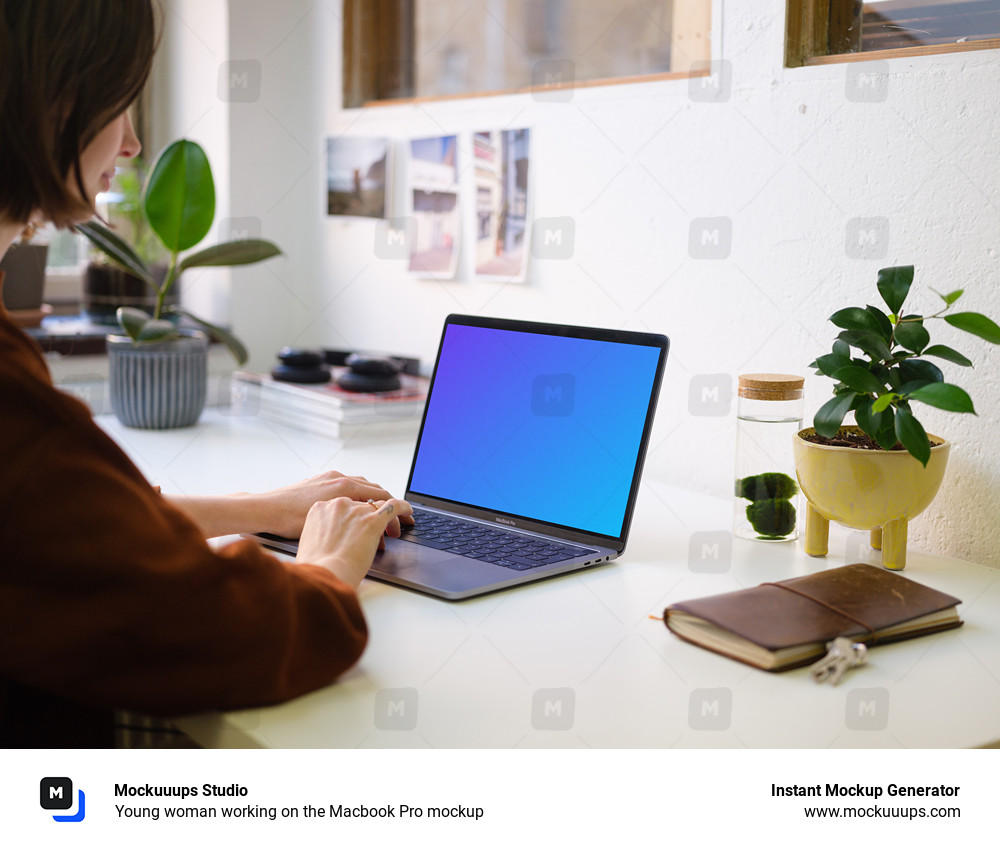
left=100, top=410, right=1000, bottom=749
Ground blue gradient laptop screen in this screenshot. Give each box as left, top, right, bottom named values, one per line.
left=408, top=322, right=664, bottom=539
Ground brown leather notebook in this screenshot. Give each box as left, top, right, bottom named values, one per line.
left=663, top=563, right=963, bottom=671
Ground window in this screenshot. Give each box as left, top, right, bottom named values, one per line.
left=45, top=227, right=89, bottom=271
left=787, top=0, right=1000, bottom=66
left=343, top=0, right=711, bottom=107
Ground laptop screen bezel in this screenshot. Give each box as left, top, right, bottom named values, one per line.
left=403, top=314, right=669, bottom=552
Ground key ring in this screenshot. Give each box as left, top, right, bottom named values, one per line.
left=810, top=637, right=868, bottom=686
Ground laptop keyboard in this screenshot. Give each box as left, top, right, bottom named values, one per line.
left=400, top=509, right=595, bottom=571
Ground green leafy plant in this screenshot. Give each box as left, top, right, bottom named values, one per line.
left=78, top=140, right=281, bottom=364
left=810, top=264, right=1000, bottom=466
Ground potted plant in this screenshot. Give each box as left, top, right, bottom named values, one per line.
left=78, top=139, right=281, bottom=429
left=794, top=264, right=1000, bottom=570
left=0, top=223, right=50, bottom=327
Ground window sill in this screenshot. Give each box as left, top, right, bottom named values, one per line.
left=355, top=68, right=712, bottom=108
left=27, top=313, right=112, bottom=356
left=44, top=268, right=84, bottom=303
left=794, top=37, right=1000, bottom=67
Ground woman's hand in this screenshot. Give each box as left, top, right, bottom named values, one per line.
left=166, top=470, right=406, bottom=540
left=251, top=470, right=403, bottom=539
left=296, top=496, right=413, bottom=589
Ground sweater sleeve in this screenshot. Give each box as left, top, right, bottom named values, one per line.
left=0, top=337, right=368, bottom=716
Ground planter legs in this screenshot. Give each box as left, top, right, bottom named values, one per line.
left=804, top=502, right=829, bottom=557
left=803, top=506, right=907, bottom=570
left=881, top=518, right=908, bottom=571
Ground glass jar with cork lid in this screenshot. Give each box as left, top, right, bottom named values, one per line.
left=733, top=373, right=804, bottom=542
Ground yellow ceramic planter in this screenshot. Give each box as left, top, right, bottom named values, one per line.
left=792, top=426, right=950, bottom=571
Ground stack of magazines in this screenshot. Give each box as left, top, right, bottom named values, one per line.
left=230, top=370, right=428, bottom=440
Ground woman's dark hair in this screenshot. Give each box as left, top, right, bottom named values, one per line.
left=0, top=0, right=157, bottom=227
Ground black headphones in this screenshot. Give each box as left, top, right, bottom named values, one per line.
left=271, top=348, right=402, bottom=392
left=336, top=353, right=402, bottom=392
left=270, top=348, right=330, bottom=384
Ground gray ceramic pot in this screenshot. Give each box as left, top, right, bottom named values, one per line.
left=106, top=331, right=208, bottom=429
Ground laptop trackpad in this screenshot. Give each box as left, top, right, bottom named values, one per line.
left=371, top=539, right=507, bottom=596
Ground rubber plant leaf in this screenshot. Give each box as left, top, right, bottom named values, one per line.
left=143, top=140, right=215, bottom=253
left=179, top=239, right=282, bottom=271
left=116, top=306, right=177, bottom=344
left=167, top=308, right=248, bottom=366
left=77, top=221, right=158, bottom=289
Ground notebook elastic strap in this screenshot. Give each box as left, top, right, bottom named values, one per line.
left=760, top=582, right=878, bottom=645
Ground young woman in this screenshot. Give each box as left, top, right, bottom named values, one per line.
left=0, top=0, right=410, bottom=745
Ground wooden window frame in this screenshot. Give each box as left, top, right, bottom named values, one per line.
left=342, top=0, right=712, bottom=109
left=343, top=0, right=417, bottom=106
left=786, top=0, right=1000, bottom=67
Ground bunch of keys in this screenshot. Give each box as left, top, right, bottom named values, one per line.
left=810, top=637, right=868, bottom=686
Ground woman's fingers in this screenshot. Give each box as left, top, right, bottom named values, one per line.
left=368, top=498, right=412, bottom=548
left=296, top=496, right=412, bottom=586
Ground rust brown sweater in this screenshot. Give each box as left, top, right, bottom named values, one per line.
left=0, top=275, right=367, bottom=727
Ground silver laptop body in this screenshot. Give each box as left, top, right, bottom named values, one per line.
left=254, top=314, right=668, bottom=600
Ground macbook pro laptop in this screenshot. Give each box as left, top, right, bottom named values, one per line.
left=254, top=314, right=668, bottom=600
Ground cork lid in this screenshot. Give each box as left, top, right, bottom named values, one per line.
left=738, top=373, right=804, bottom=401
